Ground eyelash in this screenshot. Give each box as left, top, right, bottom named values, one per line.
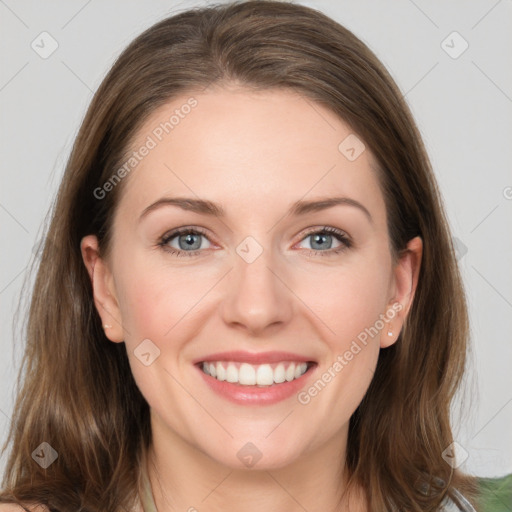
left=157, top=226, right=352, bottom=258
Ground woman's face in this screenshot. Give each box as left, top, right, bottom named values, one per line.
left=82, top=85, right=421, bottom=470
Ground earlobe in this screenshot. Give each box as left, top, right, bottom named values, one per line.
left=381, top=236, right=423, bottom=349
left=80, top=235, right=124, bottom=343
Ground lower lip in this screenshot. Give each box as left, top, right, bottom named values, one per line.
left=195, top=363, right=317, bottom=406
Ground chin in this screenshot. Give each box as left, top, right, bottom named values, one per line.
left=205, top=439, right=306, bottom=472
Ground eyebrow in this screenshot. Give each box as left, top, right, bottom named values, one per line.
left=139, top=196, right=373, bottom=223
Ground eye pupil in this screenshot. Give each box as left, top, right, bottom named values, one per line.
left=180, top=233, right=201, bottom=250
left=311, top=233, right=332, bottom=250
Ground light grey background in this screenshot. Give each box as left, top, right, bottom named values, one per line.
left=1, top=0, right=511, bottom=479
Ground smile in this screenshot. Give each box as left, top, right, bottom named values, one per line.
left=200, top=361, right=314, bottom=387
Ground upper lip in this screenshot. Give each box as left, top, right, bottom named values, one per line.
left=193, top=351, right=316, bottom=365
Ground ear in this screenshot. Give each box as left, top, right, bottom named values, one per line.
left=381, top=236, right=423, bottom=348
left=80, top=235, right=124, bottom=343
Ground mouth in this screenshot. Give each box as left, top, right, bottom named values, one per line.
left=196, top=360, right=317, bottom=387
left=192, top=350, right=319, bottom=405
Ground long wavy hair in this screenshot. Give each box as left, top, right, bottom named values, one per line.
left=0, top=1, right=479, bottom=510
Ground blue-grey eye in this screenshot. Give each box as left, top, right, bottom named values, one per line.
left=309, top=233, right=335, bottom=250
left=161, top=229, right=212, bottom=252
left=299, top=231, right=343, bottom=251
left=178, top=233, right=203, bottom=250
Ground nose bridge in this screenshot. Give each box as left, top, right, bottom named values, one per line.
left=221, top=234, right=293, bottom=333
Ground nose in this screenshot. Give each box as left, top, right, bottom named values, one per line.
left=220, top=241, right=294, bottom=335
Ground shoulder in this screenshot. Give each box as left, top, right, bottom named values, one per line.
left=476, top=473, right=512, bottom=510
left=0, top=504, right=49, bottom=512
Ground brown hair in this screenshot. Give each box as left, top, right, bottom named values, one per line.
left=0, top=1, right=479, bottom=510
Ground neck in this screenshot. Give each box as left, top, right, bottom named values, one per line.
left=145, top=412, right=367, bottom=512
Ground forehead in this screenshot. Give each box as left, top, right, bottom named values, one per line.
left=115, top=86, right=385, bottom=225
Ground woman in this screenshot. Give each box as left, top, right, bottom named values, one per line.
left=0, top=1, right=487, bottom=510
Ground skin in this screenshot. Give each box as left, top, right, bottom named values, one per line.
left=81, top=85, right=422, bottom=512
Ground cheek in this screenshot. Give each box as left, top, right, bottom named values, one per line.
left=113, top=254, right=219, bottom=344
left=302, top=260, right=391, bottom=346
left=295, top=265, right=389, bottom=421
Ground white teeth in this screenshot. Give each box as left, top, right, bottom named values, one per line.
left=274, top=363, right=286, bottom=383
left=239, top=363, right=256, bottom=385
left=256, top=364, right=274, bottom=386
left=226, top=363, right=238, bottom=383
left=201, top=361, right=309, bottom=386
left=285, top=364, right=295, bottom=382
left=216, top=362, right=226, bottom=381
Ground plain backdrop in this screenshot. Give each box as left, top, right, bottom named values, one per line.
left=1, top=0, right=511, bottom=479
